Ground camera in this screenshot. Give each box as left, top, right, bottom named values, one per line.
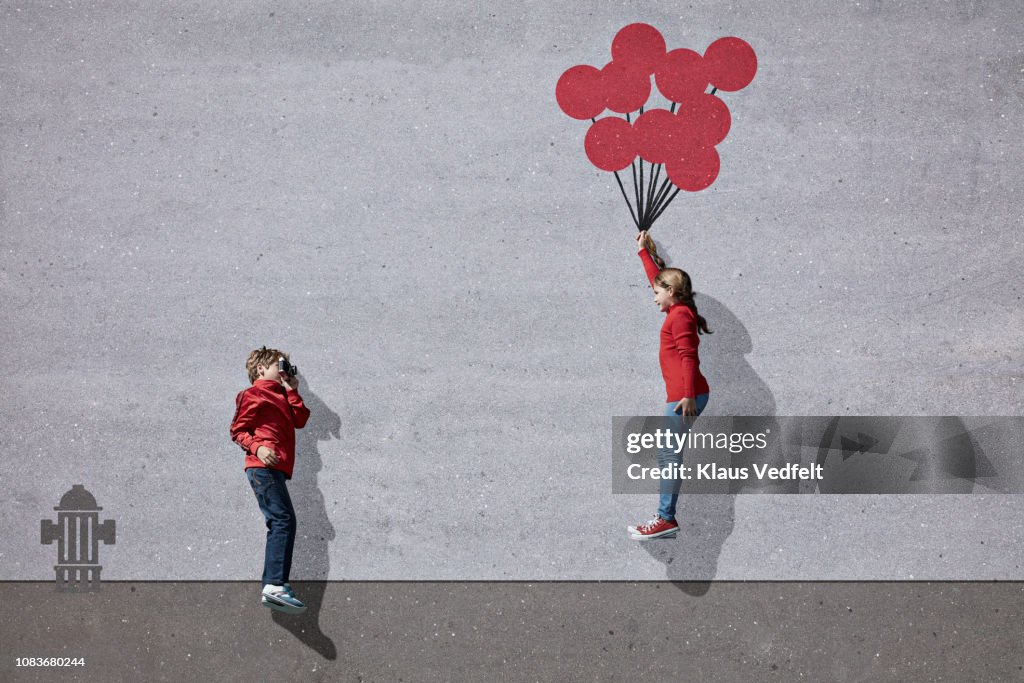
left=278, top=357, right=299, bottom=377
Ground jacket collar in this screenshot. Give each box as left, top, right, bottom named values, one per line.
left=253, top=379, right=285, bottom=392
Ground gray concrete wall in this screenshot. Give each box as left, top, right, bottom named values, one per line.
left=2, top=1, right=1022, bottom=580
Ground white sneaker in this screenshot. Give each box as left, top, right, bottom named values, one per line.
left=261, top=584, right=307, bottom=614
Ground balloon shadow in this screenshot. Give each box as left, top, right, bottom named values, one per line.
left=635, top=292, right=778, bottom=595
left=269, top=379, right=341, bottom=659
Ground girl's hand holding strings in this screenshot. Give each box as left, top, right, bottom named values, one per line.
left=636, top=230, right=651, bottom=253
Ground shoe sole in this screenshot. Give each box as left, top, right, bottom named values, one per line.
left=262, top=596, right=307, bottom=615
left=627, top=522, right=678, bottom=534
left=630, top=529, right=678, bottom=541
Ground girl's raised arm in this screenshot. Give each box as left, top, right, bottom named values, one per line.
left=636, top=231, right=661, bottom=287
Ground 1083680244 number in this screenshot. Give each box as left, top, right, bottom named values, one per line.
left=15, top=657, right=85, bottom=667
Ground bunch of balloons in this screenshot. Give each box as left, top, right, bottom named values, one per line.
left=556, top=23, right=756, bottom=230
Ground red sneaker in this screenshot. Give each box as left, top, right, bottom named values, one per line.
left=629, top=515, right=679, bottom=540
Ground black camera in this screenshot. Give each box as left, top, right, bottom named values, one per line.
left=278, top=357, right=299, bottom=377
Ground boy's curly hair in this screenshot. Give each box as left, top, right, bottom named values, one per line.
left=245, top=346, right=290, bottom=383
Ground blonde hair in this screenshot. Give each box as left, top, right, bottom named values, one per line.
left=644, top=240, right=712, bottom=335
left=245, top=346, right=289, bottom=383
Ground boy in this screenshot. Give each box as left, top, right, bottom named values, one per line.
left=230, top=346, right=311, bottom=614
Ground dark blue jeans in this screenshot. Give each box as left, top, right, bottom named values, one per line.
left=246, top=467, right=297, bottom=586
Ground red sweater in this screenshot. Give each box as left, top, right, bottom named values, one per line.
left=640, top=249, right=711, bottom=402
left=229, top=379, right=311, bottom=479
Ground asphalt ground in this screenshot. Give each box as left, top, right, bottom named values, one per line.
left=4, top=581, right=1023, bottom=682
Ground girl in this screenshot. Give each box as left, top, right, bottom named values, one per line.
left=629, top=230, right=712, bottom=540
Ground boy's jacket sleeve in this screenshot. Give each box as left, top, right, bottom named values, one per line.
left=229, top=390, right=261, bottom=455
left=288, top=390, right=311, bottom=429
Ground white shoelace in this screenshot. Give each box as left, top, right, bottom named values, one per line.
left=637, top=516, right=662, bottom=532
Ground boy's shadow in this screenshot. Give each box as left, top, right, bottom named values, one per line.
left=637, top=290, right=778, bottom=596
left=269, top=379, right=341, bottom=659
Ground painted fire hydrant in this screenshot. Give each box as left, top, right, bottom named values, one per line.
left=41, top=485, right=116, bottom=591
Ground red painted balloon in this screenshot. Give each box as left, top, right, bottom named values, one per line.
left=703, top=37, right=757, bottom=92
left=556, top=64, right=606, bottom=120
left=676, top=93, right=731, bottom=146
left=634, top=108, right=686, bottom=164
left=584, top=116, right=638, bottom=172
left=654, top=48, right=707, bottom=103
left=611, top=23, right=667, bottom=73
left=602, top=60, right=651, bottom=114
left=665, top=145, right=720, bottom=191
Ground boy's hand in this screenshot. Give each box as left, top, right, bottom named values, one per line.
left=280, top=374, right=300, bottom=392
left=256, top=445, right=279, bottom=466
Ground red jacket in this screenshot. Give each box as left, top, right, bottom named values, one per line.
left=640, top=249, right=711, bottom=402
left=230, top=379, right=311, bottom=479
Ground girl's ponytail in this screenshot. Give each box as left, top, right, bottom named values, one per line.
left=681, top=293, right=712, bottom=335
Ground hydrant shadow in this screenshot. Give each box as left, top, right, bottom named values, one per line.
left=635, top=293, right=778, bottom=594
left=269, top=380, right=341, bottom=659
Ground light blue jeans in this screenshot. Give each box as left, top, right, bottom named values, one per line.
left=657, top=392, right=710, bottom=521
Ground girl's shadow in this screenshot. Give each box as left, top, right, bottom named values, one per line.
left=637, top=292, right=778, bottom=595
left=269, top=380, right=341, bottom=659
